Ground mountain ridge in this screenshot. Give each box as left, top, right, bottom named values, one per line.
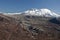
left=1, top=8, right=60, bottom=18
left=24, top=8, right=60, bottom=17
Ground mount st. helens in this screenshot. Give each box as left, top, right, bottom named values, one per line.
left=2, top=8, right=60, bottom=17
left=0, top=8, right=60, bottom=40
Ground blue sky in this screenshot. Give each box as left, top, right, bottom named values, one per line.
left=0, top=0, right=60, bottom=14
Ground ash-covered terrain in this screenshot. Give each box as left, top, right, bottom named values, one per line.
left=0, top=9, right=60, bottom=40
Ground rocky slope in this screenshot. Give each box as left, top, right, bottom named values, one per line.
left=0, top=13, right=60, bottom=40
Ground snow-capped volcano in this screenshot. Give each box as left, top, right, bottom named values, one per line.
left=1, top=8, right=60, bottom=17
left=24, top=8, right=60, bottom=17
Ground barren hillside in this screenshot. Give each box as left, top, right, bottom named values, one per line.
left=0, top=14, right=60, bottom=40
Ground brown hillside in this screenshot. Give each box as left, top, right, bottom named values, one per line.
left=0, top=14, right=60, bottom=40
